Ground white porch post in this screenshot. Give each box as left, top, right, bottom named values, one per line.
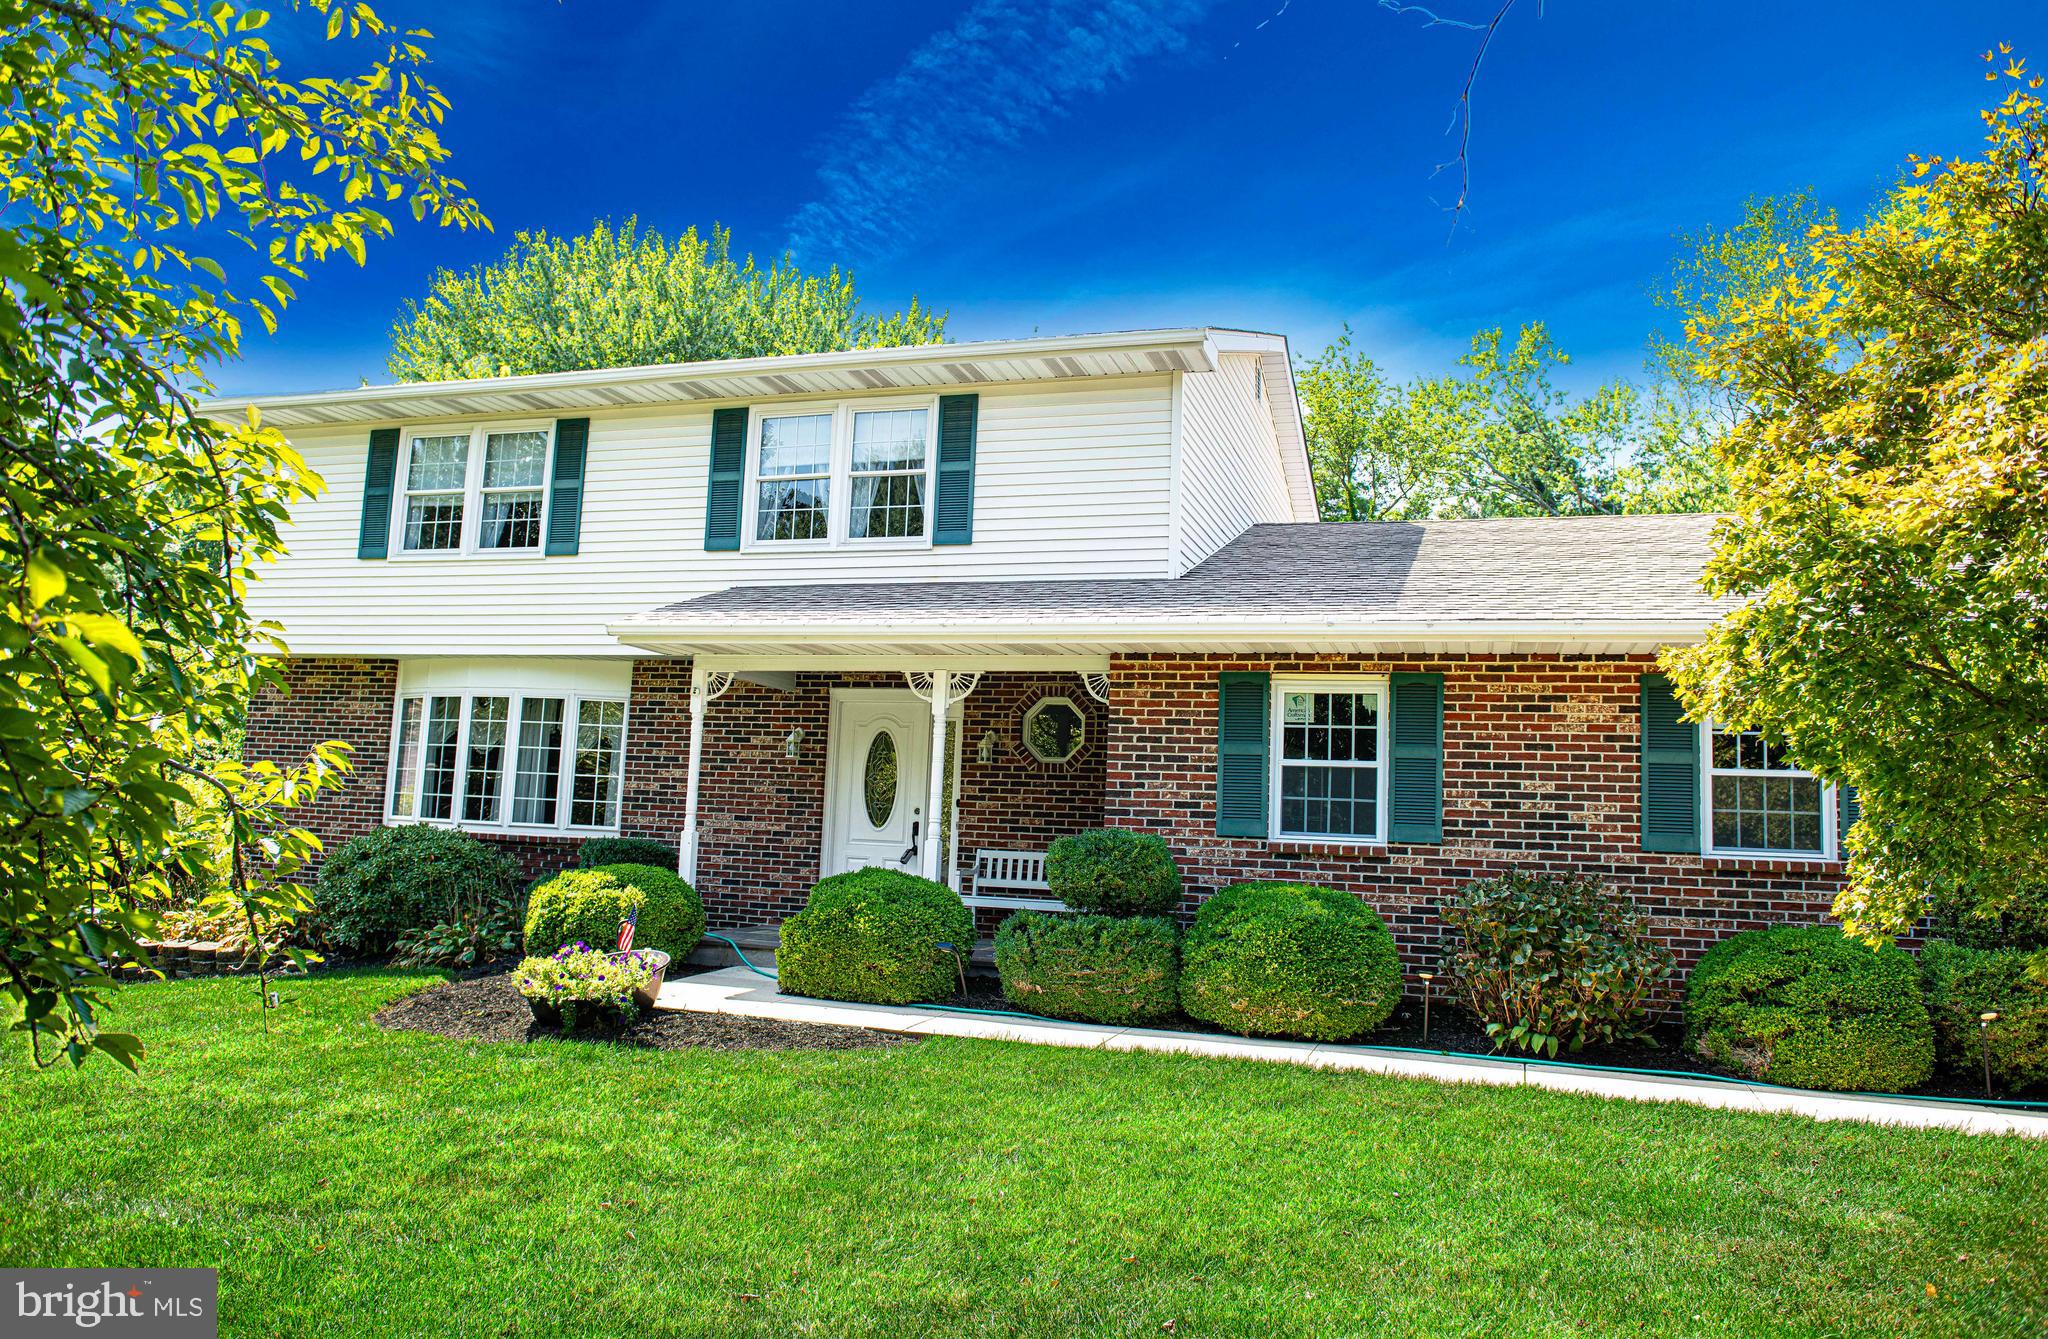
left=681, top=663, right=708, bottom=884
left=920, top=669, right=950, bottom=883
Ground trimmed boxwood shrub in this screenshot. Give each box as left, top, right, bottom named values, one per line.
left=778, top=867, right=973, bottom=1005
left=1179, top=881, right=1400, bottom=1041
left=576, top=836, right=676, bottom=870
left=315, top=825, right=518, bottom=956
left=589, top=863, right=705, bottom=958
left=995, top=912, right=1179, bottom=1024
left=1045, top=829, right=1182, bottom=916
left=1922, top=939, right=2048, bottom=1093
left=1684, top=925, right=1934, bottom=1092
left=1439, top=871, right=1675, bottom=1056
left=524, top=865, right=702, bottom=960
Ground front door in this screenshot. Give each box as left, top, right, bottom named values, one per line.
left=824, top=690, right=934, bottom=878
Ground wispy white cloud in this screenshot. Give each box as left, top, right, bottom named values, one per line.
left=785, top=0, right=1223, bottom=265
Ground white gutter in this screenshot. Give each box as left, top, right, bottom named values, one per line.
left=604, top=616, right=1712, bottom=649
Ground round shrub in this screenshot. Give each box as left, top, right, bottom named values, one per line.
left=1439, top=871, right=1675, bottom=1056
left=1684, top=925, right=1934, bottom=1092
left=995, top=912, right=1179, bottom=1025
left=1921, top=939, right=2048, bottom=1093
left=588, top=863, right=705, bottom=958
left=524, top=869, right=689, bottom=960
left=1179, top=882, right=1400, bottom=1041
left=315, top=825, right=518, bottom=956
left=1044, top=829, right=1183, bottom=917
left=778, top=867, right=973, bottom=1005
left=576, top=836, right=676, bottom=870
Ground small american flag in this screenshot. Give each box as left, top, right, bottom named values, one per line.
left=617, top=905, right=638, bottom=953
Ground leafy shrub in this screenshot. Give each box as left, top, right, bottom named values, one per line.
left=1925, top=891, right=2048, bottom=952
left=1045, top=829, right=1183, bottom=917
left=1684, top=925, right=1934, bottom=1092
left=1179, top=882, right=1400, bottom=1041
left=778, top=867, right=973, bottom=1005
left=589, top=863, right=704, bottom=958
left=390, top=890, right=525, bottom=969
left=1921, top=940, right=2048, bottom=1093
left=1438, top=871, right=1675, bottom=1057
left=995, top=912, right=1179, bottom=1024
left=514, top=943, right=657, bottom=1028
left=576, top=836, right=676, bottom=870
left=314, top=825, right=518, bottom=957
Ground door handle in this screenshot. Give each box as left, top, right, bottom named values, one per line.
left=899, top=815, right=920, bottom=866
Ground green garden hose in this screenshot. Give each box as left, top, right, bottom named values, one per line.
left=695, top=933, right=2048, bottom=1111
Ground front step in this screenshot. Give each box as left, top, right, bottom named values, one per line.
left=688, top=923, right=996, bottom=974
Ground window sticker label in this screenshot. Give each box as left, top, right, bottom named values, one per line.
left=1284, top=692, right=1313, bottom=725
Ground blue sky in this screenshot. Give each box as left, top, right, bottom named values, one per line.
left=225, top=0, right=2047, bottom=397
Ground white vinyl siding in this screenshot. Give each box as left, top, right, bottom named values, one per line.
left=1175, top=355, right=1299, bottom=572
left=250, top=377, right=1178, bottom=656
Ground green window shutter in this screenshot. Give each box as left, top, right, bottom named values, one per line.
left=1215, top=671, right=1270, bottom=838
left=932, top=393, right=979, bottom=546
left=1839, top=784, right=1861, bottom=857
left=544, top=417, right=590, bottom=556
left=356, top=427, right=400, bottom=559
left=1639, top=673, right=1700, bottom=853
left=1388, top=672, right=1445, bottom=844
left=704, top=406, right=748, bottom=551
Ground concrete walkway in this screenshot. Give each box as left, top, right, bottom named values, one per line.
left=657, top=965, right=2048, bottom=1138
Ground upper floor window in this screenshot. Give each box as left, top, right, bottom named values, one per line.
left=1704, top=722, right=1833, bottom=857
left=1270, top=678, right=1387, bottom=843
left=397, top=424, right=552, bottom=555
left=389, top=685, right=626, bottom=834
left=749, top=399, right=933, bottom=547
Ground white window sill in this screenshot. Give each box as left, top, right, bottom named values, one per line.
left=1702, top=848, right=1841, bottom=866
left=384, top=815, right=619, bottom=839
left=1267, top=835, right=1389, bottom=851
left=386, top=548, right=550, bottom=562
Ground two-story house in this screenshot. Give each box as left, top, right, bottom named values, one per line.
left=218, top=327, right=1849, bottom=969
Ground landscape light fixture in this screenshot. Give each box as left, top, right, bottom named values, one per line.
left=1979, top=1011, right=2000, bottom=1099
left=1418, top=971, right=1436, bottom=1045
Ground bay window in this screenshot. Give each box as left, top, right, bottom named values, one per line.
left=395, top=423, right=553, bottom=555
left=748, top=398, right=935, bottom=547
left=1703, top=722, right=1834, bottom=857
left=1270, top=678, right=1388, bottom=842
left=389, top=687, right=626, bottom=834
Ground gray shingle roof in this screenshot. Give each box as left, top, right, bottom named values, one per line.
left=618, top=514, right=1731, bottom=633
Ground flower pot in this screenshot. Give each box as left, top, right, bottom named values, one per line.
left=526, top=996, right=562, bottom=1026
left=610, top=949, right=670, bottom=1010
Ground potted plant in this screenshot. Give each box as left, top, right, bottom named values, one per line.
left=513, top=942, right=657, bottom=1029
left=609, top=947, right=670, bottom=1008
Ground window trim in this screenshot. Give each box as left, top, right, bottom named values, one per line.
left=1698, top=718, right=1838, bottom=862
left=742, top=395, right=939, bottom=552
left=384, top=687, right=629, bottom=836
left=1021, top=694, right=1087, bottom=765
left=389, top=419, right=556, bottom=560
left=1267, top=675, right=1391, bottom=847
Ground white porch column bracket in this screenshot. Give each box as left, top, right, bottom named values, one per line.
left=1080, top=672, right=1111, bottom=705
left=698, top=669, right=737, bottom=705
left=907, top=669, right=981, bottom=704
left=920, top=669, right=950, bottom=884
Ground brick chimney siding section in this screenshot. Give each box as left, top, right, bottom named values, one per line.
left=1104, top=652, right=1848, bottom=985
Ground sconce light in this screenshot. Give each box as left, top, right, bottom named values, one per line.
left=784, top=727, right=805, bottom=759
left=977, top=730, right=998, bottom=764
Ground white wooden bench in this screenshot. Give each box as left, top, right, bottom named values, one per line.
left=964, top=849, right=1065, bottom=911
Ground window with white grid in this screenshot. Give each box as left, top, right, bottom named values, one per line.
left=1271, top=680, right=1386, bottom=841
left=755, top=412, right=832, bottom=541
left=1705, top=723, right=1831, bottom=856
left=849, top=408, right=928, bottom=539
left=388, top=689, right=625, bottom=835
left=401, top=434, right=469, bottom=551
left=478, top=431, right=546, bottom=550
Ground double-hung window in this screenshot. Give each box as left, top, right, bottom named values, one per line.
left=396, top=424, right=553, bottom=555
left=1703, top=722, right=1834, bottom=857
left=1270, top=678, right=1389, bottom=842
left=748, top=399, right=935, bottom=547
left=389, top=690, right=627, bottom=833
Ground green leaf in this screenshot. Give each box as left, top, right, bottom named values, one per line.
left=27, top=552, right=65, bottom=609
left=67, top=612, right=145, bottom=664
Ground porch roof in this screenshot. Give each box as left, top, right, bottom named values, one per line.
left=610, top=514, right=1734, bottom=658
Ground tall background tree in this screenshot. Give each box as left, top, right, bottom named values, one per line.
left=387, top=219, right=946, bottom=380
left=2, top=0, right=484, bottom=1067
left=1665, top=50, right=2048, bottom=953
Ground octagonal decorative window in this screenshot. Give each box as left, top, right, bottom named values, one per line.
left=1023, top=696, right=1086, bottom=765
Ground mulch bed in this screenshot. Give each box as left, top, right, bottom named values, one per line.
left=375, top=971, right=915, bottom=1053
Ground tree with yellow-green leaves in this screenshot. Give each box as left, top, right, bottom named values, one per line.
left=1, top=0, right=485, bottom=1068
left=1665, top=49, right=2048, bottom=954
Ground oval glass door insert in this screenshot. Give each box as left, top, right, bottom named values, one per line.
left=863, top=731, right=898, bottom=828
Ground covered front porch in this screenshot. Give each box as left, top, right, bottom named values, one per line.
left=648, top=653, right=1112, bottom=930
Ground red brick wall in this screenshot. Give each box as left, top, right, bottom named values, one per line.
left=1105, top=653, right=1847, bottom=988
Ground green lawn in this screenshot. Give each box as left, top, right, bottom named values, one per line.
left=3, top=972, right=2044, bottom=1338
